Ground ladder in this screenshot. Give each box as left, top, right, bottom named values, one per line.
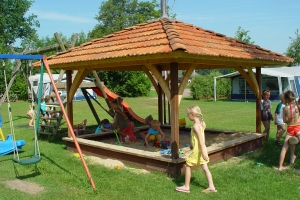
left=38, top=102, right=66, bottom=136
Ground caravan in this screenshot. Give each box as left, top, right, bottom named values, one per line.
left=28, top=73, right=97, bottom=101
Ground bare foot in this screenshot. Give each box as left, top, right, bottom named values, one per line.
left=202, top=188, right=217, bottom=193
left=277, top=166, right=289, bottom=171
left=28, top=124, right=34, bottom=127
left=290, top=155, right=297, bottom=164
left=176, top=186, right=190, bottom=193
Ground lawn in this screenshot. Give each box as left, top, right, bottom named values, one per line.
left=0, top=96, right=299, bottom=200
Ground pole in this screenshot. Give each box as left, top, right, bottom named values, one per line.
left=160, top=0, right=168, bottom=18
left=42, top=57, right=96, bottom=190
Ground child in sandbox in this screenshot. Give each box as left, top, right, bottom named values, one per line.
left=137, top=115, right=153, bottom=138
left=142, top=120, right=165, bottom=147
left=110, top=99, right=130, bottom=143
left=95, top=119, right=113, bottom=134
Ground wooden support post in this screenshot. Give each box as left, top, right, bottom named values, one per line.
left=92, top=70, right=111, bottom=108
left=54, top=32, right=66, bottom=52
left=82, top=88, right=101, bottom=124
left=0, top=46, right=30, bottom=108
left=170, top=62, right=179, bottom=159
left=66, top=70, right=73, bottom=137
left=256, top=67, right=261, bottom=133
left=158, top=66, right=163, bottom=124
left=70, top=33, right=78, bottom=48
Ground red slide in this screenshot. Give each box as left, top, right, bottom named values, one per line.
left=92, top=87, right=146, bottom=124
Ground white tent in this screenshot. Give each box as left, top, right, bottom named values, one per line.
left=214, top=66, right=300, bottom=101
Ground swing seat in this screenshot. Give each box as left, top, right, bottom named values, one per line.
left=13, top=155, right=42, bottom=166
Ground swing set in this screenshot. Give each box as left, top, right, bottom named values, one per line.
left=0, top=54, right=96, bottom=189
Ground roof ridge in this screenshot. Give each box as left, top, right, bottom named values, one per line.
left=160, top=18, right=186, bottom=51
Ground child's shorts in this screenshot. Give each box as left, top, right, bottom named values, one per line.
left=148, top=134, right=162, bottom=141
left=287, top=125, right=300, bottom=136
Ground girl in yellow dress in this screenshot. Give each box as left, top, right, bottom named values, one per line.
left=176, top=105, right=216, bottom=193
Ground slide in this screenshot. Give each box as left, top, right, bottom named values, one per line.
left=0, top=134, right=26, bottom=156
left=92, top=87, right=146, bottom=124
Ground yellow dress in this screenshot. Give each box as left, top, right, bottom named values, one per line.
left=186, top=124, right=209, bottom=166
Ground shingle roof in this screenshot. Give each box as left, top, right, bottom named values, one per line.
left=37, top=18, right=293, bottom=70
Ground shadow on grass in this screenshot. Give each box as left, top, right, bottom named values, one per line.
left=246, top=138, right=300, bottom=169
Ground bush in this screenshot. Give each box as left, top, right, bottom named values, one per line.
left=98, top=71, right=151, bottom=97
left=190, top=71, right=231, bottom=100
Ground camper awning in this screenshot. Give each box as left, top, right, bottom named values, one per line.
left=215, top=66, right=300, bottom=79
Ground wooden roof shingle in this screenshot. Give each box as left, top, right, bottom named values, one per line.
left=35, top=18, right=293, bottom=70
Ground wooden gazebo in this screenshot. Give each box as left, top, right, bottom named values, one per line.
left=34, top=17, right=293, bottom=165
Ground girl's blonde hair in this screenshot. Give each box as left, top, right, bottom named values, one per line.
left=187, top=105, right=206, bottom=128
left=151, top=120, right=161, bottom=127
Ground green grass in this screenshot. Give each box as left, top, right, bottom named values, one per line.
left=0, top=97, right=299, bottom=200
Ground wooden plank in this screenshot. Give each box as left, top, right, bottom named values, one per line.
left=54, top=32, right=66, bottom=52
left=246, top=66, right=259, bottom=96
left=234, top=66, right=257, bottom=94
left=142, top=66, right=159, bottom=94
left=256, top=67, right=262, bottom=133
left=69, top=69, right=90, bottom=100
left=145, top=64, right=171, bottom=101
left=56, top=82, right=96, bottom=89
left=66, top=70, right=73, bottom=137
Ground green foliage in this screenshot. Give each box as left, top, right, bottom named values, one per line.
left=235, top=26, right=255, bottom=44
left=196, top=68, right=235, bottom=76
left=98, top=71, right=151, bottom=97
left=0, top=0, right=39, bottom=45
left=190, top=71, right=231, bottom=100
left=285, top=29, right=300, bottom=66
left=88, top=0, right=161, bottom=39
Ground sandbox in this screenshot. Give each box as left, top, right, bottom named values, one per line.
left=62, top=126, right=265, bottom=177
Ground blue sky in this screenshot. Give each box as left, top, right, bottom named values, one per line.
left=25, top=0, right=300, bottom=55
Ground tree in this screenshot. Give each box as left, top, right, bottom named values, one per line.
left=285, top=29, right=300, bottom=66
left=0, top=0, right=39, bottom=45
left=88, top=0, right=172, bottom=39
left=88, top=0, right=172, bottom=97
left=235, top=26, right=255, bottom=44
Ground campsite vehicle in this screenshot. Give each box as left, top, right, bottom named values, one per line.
left=28, top=73, right=97, bottom=101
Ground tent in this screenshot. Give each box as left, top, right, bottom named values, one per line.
left=214, top=66, right=300, bottom=101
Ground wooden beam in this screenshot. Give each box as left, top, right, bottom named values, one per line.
left=178, top=64, right=196, bottom=104
left=1, top=46, right=30, bottom=108
left=256, top=67, right=262, bottom=133
left=157, top=66, right=163, bottom=123
left=145, top=64, right=171, bottom=101
left=246, top=66, right=259, bottom=97
left=92, top=70, right=111, bottom=108
left=66, top=70, right=73, bottom=137
left=170, top=62, right=179, bottom=159
left=70, top=33, right=78, bottom=48
left=82, top=88, right=101, bottom=124
left=41, top=50, right=289, bottom=70
left=54, top=32, right=66, bottom=52
left=234, top=66, right=257, bottom=95
left=142, top=66, right=158, bottom=94
left=69, top=69, right=90, bottom=100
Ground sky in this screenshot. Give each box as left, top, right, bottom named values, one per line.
left=23, top=0, right=300, bottom=55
